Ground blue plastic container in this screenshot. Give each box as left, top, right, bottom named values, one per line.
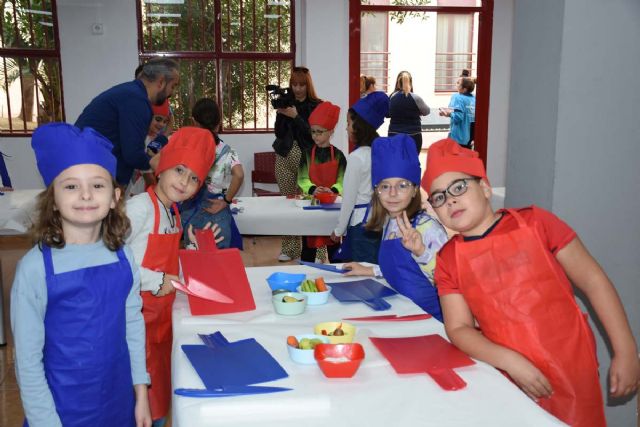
left=266, top=272, right=306, bottom=292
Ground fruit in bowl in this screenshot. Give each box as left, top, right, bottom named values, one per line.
left=296, top=277, right=332, bottom=305
left=286, top=334, right=331, bottom=364
left=314, top=192, right=338, bottom=204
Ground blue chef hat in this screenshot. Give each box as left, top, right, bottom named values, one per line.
left=371, top=134, right=421, bottom=187
left=351, top=91, right=389, bottom=130
left=31, top=123, right=116, bottom=186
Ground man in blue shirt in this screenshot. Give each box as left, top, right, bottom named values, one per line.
left=75, top=58, right=180, bottom=185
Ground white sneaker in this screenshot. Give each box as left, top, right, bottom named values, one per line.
left=278, top=253, right=292, bottom=262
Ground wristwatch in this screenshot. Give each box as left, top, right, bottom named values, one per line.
left=223, top=195, right=232, bottom=204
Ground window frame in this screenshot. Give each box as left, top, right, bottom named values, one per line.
left=349, top=0, right=493, bottom=163
left=136, top=0, right=296, bottom=134
left=0, top=0, right=65, bottom=137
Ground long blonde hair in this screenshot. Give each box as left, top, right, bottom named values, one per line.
left=365, top=185, right=422, bottom=232
left=30, top=180, right=130, bottom=251
left=393, top=71, right=413, bottom=96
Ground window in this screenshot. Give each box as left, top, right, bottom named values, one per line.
left=0, top=0, right=64, bottom=136
left=137, top=0, right=295, bottom=132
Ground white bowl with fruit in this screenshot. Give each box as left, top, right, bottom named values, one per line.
left=296, top=277, right=332, bottom=305
left=286, top=334, right=331, bottom=364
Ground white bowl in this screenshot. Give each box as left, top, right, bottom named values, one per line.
left=296, top=285, right=332, bottom=305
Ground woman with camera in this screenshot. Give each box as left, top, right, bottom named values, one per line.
left=272, top=66, right=322, bottom=262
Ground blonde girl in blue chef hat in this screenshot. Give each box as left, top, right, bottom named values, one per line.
left=343, top=134, right=449, bottom=320
left=11, top=123, right=152, bottom=426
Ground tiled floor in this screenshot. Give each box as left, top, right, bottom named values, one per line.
left=0, top=235, right=292, bottom=427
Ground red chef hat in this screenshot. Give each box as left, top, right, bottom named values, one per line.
left=156, top=127, right=215, bottom=185
left=308, top=101, right=341, bottom=130
left=151, top=99, right=170, bottom=117
left=421, top=138, right=488, bottom=195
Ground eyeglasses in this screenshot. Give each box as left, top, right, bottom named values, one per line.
left=428, top=177, right=480, bottom=208
left=310, top=129, right=329, bottom=135
left=376, top=180, right=415, bottom=195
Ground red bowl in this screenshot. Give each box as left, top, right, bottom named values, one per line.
left=315, top=192, right=338, bottom=204
left=314, top=343, right=365, bottom=378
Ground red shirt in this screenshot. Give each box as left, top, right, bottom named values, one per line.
left=436, top=206, right=577, bottom=296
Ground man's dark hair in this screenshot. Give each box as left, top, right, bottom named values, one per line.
left=139, top=58, right=179, bottom=83
left=134, top=63, right=145, bottom=79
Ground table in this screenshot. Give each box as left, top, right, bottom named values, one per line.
left=232, top=196, right=340, bottom=236
left=0, top=189, right=41, bottom=235
left=171, top=265, right=566, bottom=427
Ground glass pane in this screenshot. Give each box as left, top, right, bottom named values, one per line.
left=220, top=59, right=291, bottom=130
left=220, top=0, right=292, bottom=53
left=166, top=58, right=216, bottom=129
left=140, top=0, right=215, bottom=52
left=0, top=0, right=57, bottom=50
left=360, top=12, right=389, bottom=93
left=0, top=56, right=63, bottom=133
left=435, top=13, right=477, bottom=91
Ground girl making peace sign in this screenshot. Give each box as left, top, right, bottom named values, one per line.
left=344, top=134, right=448, bottom=320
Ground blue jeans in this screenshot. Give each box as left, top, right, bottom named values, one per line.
left=181, top=200, right=233, bottom=249
left=152, top=417, right=167, bottom=427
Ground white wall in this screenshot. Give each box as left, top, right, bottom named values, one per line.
left=507, top=0, right=640, bottom=425
left=485, top=0, right=512, bottom=188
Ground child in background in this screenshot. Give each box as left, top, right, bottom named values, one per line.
left=439, top=77, right=475, bottom=147
left=344, top=134, right=448, bottom=320
left=359, top=74, right=377, bottom=97
left=181, top=98, right=245, bottom=249
left=330, top=91, right=389, bottom=264
left=422, top=138, right=640, bottom=426
left=126, top=127, right=216, bottom=427
left=125, top=99, right=171, bottom=199
left=297, top=101, right=346, bottom=262
left=388, top=70, right=431, bottom=152
left=11, top=123, right=151, bottom=426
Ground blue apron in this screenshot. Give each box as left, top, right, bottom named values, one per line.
left=378, top=217, right=443, bottom=321
left=334, top=203, right=380, bottom=263
left=25, top=245, right=136, bottom=426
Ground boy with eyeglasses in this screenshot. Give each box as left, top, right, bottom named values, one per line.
left=422, top=138, right=639, bottom=427
left=297, top=101, right=347, bottom=262
left=343, top=134, right=448, bottom=320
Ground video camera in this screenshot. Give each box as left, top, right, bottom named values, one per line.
left=266, top=84, right=294, bottom=109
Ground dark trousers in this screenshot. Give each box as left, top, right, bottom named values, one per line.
left=388, top=132, right=422, bottom=152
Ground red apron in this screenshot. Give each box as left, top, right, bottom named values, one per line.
left=454, top=209, right=605, bottom=427
left=307, top=145, right=339, bottom=248
left=140, top=187, right=182, bottom=420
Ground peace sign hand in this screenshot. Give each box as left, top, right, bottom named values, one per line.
left=396, top=211, right=426, bottom=257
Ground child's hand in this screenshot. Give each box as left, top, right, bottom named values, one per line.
left=504, top=352, right=553, bottom=400
left=187, top=223, right=224, bottom=249
left=609, top=351, right=640, bottom=398
left=157, top=274, right=178, bottom=297
left=330, top=231, right=342, bottom=243
left=203, top=198, right=227, bottom=215
left=313, top=186, right=332, bottom=194
left=397, top=211, right=426, bottom=257
left=342, top=262, right=374, bottom=277
left=134, top=384, right=152, bottom=427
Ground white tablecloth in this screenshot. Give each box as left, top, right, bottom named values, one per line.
left=0, top=189, right=41, bottom=235
left=232, top=196, right=340, bottom=236
left=171, top=265, right=566, bottom=427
